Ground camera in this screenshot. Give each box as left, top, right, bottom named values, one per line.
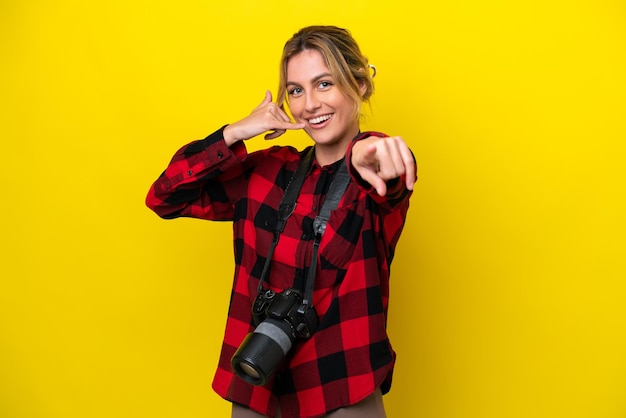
left=231, top=288, right=318, bottom=386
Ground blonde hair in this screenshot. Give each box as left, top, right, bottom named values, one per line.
left=277, top=26, right=374, bottom=120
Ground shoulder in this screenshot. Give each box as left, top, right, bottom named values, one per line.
left=249, top=144, right=310, bottom=167
left=244, top=145, right=312, bottom=182
left=356, top=131, right=388, bottom=140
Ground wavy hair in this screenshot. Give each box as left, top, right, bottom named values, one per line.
left=276, top=26, right=374, bottom=120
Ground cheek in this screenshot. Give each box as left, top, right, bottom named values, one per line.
left=287, top=101, right=303, bottom=119
left=331, top=92, right=354, bottom=114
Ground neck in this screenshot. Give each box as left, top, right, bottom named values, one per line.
left=314, top=127, right=360, bottom=167
left=314, top=146, right=344, bottom=167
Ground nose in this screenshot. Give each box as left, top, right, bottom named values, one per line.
left=304, top=90, right=321, bottom=113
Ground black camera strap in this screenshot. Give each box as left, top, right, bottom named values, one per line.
left=257, top=146, right=351, bottom=308
left=304, top=162, right=350, bottom=306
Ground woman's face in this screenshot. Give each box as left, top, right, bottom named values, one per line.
left=286, top=49, right=362, bottom=153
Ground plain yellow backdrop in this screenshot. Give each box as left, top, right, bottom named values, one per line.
left=1, top=1, right=625, bottom=417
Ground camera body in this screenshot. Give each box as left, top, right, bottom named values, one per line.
left=252, top=288, right=317, bottom=338
left=231, top=288, right=318, bottom=386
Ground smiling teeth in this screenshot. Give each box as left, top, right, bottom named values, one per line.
left=309, top=114, right=331, bottom=124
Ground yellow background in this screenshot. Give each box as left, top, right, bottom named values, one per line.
left=1, top=1, right=625, bottom=417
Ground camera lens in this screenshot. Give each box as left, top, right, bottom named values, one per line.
left=238, top=363, right=261, bottom=380
left=231, top=318, right=294, bottom=386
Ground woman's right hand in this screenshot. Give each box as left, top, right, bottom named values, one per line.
left=223, top=91, right=305, bottom=146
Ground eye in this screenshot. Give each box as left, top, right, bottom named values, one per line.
left=288, top=86, right=303, bottom=97
left=318, top=81, right=333, bottom=90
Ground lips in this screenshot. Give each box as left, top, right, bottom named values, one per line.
left=308, top=114, right=332, bottom=125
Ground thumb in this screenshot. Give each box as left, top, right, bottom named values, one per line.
left=258, top=90, right=273, bottom=107
left=360, top=143, right=379, bottom=167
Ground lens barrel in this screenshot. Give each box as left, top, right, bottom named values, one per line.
left=231, top=318, right=294, bottom=386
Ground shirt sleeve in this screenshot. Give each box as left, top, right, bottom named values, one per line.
left=145, top=126, right=249, bottom=220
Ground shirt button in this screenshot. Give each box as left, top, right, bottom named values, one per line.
left=217, top=151, right=224, bottom=159
left=312, top=206, right=318, bottom=212
left=187, top=170, right=193, bottom=176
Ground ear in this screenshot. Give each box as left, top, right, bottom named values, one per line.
left=358, top=80, right=368, bottom=97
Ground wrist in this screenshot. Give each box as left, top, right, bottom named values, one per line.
left=223, top=124, right=239, bottom=147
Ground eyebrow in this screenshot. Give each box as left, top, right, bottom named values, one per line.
left=286, top=72, right=333, bottom=87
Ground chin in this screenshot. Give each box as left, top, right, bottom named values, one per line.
left=306, top=130, right=338, bottom=145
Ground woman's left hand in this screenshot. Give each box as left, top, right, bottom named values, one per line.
left=351, top=136, right=417, bottom=196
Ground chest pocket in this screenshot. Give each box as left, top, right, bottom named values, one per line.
left=315, top=199, right=364, bottom=289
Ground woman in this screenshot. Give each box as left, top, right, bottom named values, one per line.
left=146, top=26, right=416, bottom=418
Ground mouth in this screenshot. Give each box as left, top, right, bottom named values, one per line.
left=307, top=114, right=333, bottom=127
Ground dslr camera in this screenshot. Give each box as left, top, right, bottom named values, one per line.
left=231, top=288, right=318, bottom=386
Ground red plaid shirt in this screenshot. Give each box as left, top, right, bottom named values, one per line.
left=146, top=126, right=413, bottom=418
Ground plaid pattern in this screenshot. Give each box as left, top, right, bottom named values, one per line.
left=146, top=127, right=413, bottom=418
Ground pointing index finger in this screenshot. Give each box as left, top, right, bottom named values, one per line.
left=399, top=142, right=416, bottom=190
